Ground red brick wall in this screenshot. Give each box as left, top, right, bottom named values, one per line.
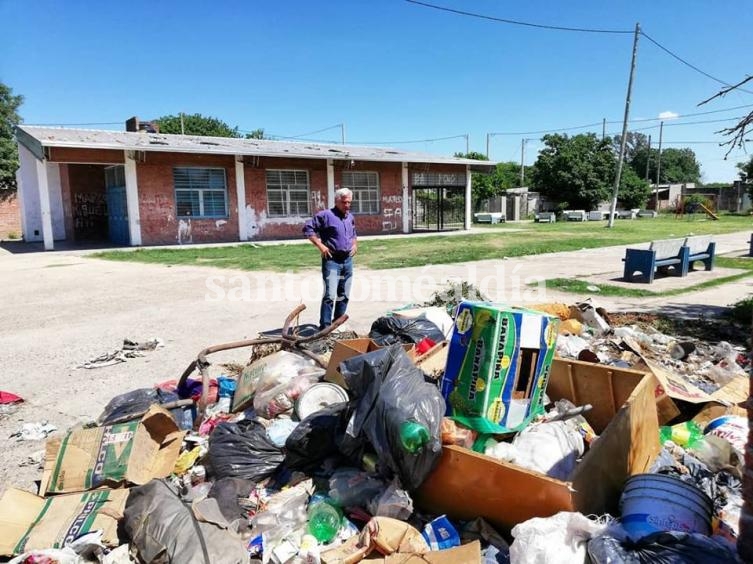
left=137, top=152, right=239, bottom=246
left=0, top=191, right=22, bottom=239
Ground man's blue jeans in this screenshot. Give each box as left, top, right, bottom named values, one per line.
left=320, top=256, right=353, bottom=329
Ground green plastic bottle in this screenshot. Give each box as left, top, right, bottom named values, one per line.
left=399, top=420, right=431, bottom=454
left=659, top=421, right=704, bottom=448
left=307, top=499, right=342, bottom=543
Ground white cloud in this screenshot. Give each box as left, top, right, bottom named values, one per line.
left=658, top=111, right=679, bottom=120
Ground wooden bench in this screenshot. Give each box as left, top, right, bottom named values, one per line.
left=682, top=235, right=715, bottom=275
left=623, top=238, right=688, bottom=283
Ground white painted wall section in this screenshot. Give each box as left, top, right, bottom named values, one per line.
left=235, top=156, right=248, bottom=241
left=401, top=162, right=410, bottom=233
left=464, top=165, right=472, bottom=230
left=17, top=144, right=41, bottom=242
left=124, top=151, right=142, bottom=246
left=47, top=163, right=65, bottom=240
left=327, top=159, right=335, bottom=207
left=35, top=158, right=54, bottom=250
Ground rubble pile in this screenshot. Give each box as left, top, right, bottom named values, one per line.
left=0, top=299, right=748, bottom=564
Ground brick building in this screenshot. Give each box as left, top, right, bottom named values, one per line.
left=15, top=126, right=493, bottom=250
left=0, top=191, right=22, bottom=239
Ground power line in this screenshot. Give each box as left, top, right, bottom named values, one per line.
left=640, top=31, right=753, bottom=94
left=405, top=0, right=633, bottom=34
left=264, top=123, right=344, bottom=140
left=349, top=134, right=469, bottom=145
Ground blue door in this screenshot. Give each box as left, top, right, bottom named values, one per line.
left=106, top=185, right=130, bottom=246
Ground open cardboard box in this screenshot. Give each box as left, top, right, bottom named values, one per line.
left=415, top=357, right=660, bottom=533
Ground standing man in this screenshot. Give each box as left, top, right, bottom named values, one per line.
left=303, top=187, right=358, bottom=329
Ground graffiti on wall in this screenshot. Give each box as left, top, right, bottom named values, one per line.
left=142, top=194, right=172, bottom=217
left=73, top=192, right=108, bottom=239
left=381, top=194, right=403, bottom=232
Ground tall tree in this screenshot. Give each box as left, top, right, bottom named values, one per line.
left=456, top=153, right=524, bottom=211
left=612, top=131, right=649, bottom=164
left=618, top=166, right=652, bottom=209
left=530, top=133, right=614, bottom=211
left=630, top=146, right=701, bottom=185
left=155, top=113, right=241, bottom=137
left=0, top=82, right=23, bottom=190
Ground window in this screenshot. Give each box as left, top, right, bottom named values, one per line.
left=343, top=171, right=379, bottom=214
left=174, top=167, right=228, bottom=218
left=266, top=170, right=310, bottom=217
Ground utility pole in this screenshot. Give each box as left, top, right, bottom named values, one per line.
left=486, top=133, right=491, bottom=159
left=465, top=134, right=470, bottom=155
left=655, top=121, right=664, bottom=209
left=341, top=123, right=346, bottom=145
left=645, top=134, right=653, bottom=207
left=602, top=118, right=606, bottom=141
left=180, top=113, right=185, bottom=135
left=520, top=138, right=526, bottom=187
left=607, top=22, right=640, bottom=228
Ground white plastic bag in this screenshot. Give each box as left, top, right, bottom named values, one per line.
left=510, top=512, right=609, bottom=564
left=508, top=421, right=584, bottom=480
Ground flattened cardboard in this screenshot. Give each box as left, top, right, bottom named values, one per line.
left=41, top=405, right=184, bottom=495
left=416, top=358, right=660, bottom=533
left=384, top=541, right=481, bottom=564
left=0, top=488, right=128, bottom=556
left=325, top=339, right=415, bottom=388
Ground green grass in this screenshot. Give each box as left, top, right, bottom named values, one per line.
left=92, top=215, right=753, bottom=272
left=543, top=256, right=753, bottom=298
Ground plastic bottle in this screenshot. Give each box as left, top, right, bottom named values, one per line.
left=659, top=421, right=704, bottom=448
left=399, top=421, right=430, bottom=454
left=307, top=498, right=342, bottom=543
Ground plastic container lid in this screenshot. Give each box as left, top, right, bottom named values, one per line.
left=295, top=383, right=349, bottom=419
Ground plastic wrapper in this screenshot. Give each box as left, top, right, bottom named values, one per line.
left=284, top=402, right=351, bottom=472
left=208, top=419, right=284, bottom=481
left=340, top=346, right=444, bottom=490
left=367, top=483, right=413, bottom=520
left=510, top=512, right=608, bottom=564
left=368, top=316, right=445, bottom=346
left=253, top=372, right=322, bottom=419
left=97, top=387, right=191, bottom=428
left=588, top=531, right=737, bottom=564
left=242, top=350, right=320, bottom=402
left=328, top=469, right=387, bottom=509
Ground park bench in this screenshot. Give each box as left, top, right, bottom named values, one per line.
left=535, top=211, right=556, bottom=223
left=682, top=235, right=715, bottom=275
left=474, top=212, right=504, bottom=224
left=623, top=238, right=689, bottom=283
left=588, top=211, right=605, bottom=221
left=623, top=236, right=716, bottom=283
left=563, top=210, right=587, bottom=222
left=636, top=210, right=658, bottom=218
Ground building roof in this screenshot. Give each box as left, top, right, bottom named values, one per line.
left=16, top=126, right=496, bottom=172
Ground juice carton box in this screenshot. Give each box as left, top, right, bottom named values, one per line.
left=441, top=301, right=559, bottom=433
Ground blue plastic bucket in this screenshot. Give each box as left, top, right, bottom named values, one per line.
left=619, top=474, right=712, bottom=541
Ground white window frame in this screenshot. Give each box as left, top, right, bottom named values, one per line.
left=173, top=167, right=228, bottom=218
left=343, top=171, right=380, bottom=215
left=265, top=169, right=311, bottom=217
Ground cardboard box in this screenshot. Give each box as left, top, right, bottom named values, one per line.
left=0, top=488, right=128, bottom=556
left=325, top=338, right=415, bottom=388
left=415, top=358, right=660, bottom=533
left=441, top=302, right=559, bottom=433
left=41, top=405, right=184, bottom=495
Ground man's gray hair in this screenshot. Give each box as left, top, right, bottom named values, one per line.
left=335, top=187, right=353, bottom=201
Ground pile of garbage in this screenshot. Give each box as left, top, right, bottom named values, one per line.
left=0, top=299, right=747, bottom=564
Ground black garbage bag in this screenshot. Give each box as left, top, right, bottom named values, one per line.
left=284, top=402, right=351, bottom=471
left=339, top=345, right=444, bottom=490
left=207, top=477, right=256, bottom=524
left=208, top=419, right=284, bottom=481
left=369, top=316, right=446, bottom=346
left=588, top=531, right=737, bottom=564
left=97, top=387, right=192, bottom=429
left=124, top=479, right=248, bottom=564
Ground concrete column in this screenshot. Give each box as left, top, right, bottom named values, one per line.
left=401, top=162, right=410, bottom=233
left=464, top=165, right=472, bottom=230
left=327, top=159, right=335, bottom=207
left=235, top=156, right=248, bottom=241
left=35, top=158, right=54, bottom=250
left=124, top=151, right=142, bottom=246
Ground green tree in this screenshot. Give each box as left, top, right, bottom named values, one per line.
left=738, top=157, right=753, bottom=201
left=530, top=133, right=614, bottom=211
left=244, top=128, right=266, bottom=139
left=155, top=113, right=241, bottom=137
left=612, top=131, right=650, bottom=164
left=629, top=146, right=701, bottom=185
left=0, top=82, right=23, bottom=191
left=455, top=153, right=525, bottom=211
left=618, top=166, right=652, bottom=209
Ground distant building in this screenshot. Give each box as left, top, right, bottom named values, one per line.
left=14, top=123, right=494, bottom=250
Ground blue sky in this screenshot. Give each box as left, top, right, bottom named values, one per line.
left=2, top=0, right=750, bottom=182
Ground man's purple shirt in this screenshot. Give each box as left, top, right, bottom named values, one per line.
left=303, top=207, right=357, bottom=254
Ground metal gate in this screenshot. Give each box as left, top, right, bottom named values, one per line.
left=105, top=166, right=130, bottom=246
left=411, top=186, right=465, bottom=231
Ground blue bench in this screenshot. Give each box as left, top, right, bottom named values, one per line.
left=682, top=235, right=715, bottom=275
left=623, top=236, right=715, bottom=283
